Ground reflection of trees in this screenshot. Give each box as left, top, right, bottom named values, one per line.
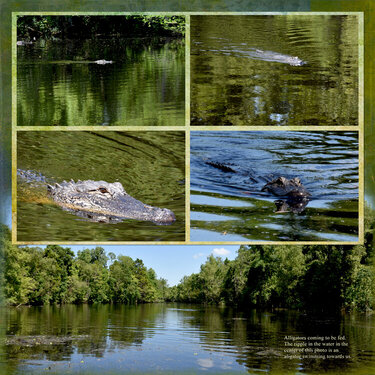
left=107, top=304, right=165, bottom=348
left=3, top=303, right=165, bottom=373
left=191, top=190, right=358, bottom=241
left=176, top=305, right=375, bottom=374
left=190, top=131, right=359, bottom=241
left=17, top=38, right=185, bottom=126
left=3, top=303, right=375, bottom=374
left=191, top=15, right=358, bottom=126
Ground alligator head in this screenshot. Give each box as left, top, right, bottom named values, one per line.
left=262, top=177, right=311, bottom=197
left=47, top=180, right=176, bottom=225
left=262, top=176, right=311, bottom=213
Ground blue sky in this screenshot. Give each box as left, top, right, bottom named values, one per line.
left=67, top=244, right=240, bottom=286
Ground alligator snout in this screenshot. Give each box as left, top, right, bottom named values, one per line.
left=47, top=179, right=176, bottom=225
left=150, top=207, right=176, bottom=225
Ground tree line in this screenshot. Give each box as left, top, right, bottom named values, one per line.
left=169, top=243, right=374, bottom=312
left=1, top=213, right=374, bottom=312
left=1, top=227, right=168, bottom=305
left=17, top=15, right=185, bottom=40
left=170, top=210, right=375, bottom=312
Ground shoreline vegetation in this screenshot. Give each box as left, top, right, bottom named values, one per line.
left=1, top=210, right=374, bottom=312
left=17, top=15, right=185, bottom=40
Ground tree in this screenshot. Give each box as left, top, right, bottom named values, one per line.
left=108, top=256, right=140, bottom=304
left=199, top=255, right=227, bottom=304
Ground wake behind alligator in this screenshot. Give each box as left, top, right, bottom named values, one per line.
left=18, top=170, right=175, bottom=225
left=18, top=59, right=114, bottom=65
left=205, top=161, right=311, bottom=213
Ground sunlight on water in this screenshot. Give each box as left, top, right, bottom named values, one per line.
left=191, top=131, right=358, bottom=242
left=2, top=304, right=375, bottom=374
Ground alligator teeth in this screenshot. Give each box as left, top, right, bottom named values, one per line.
left=55, top=183, right=62, bottom=188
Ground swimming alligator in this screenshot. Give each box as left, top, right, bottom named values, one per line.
left=248, top=49, right=306, bottom=66
left=16, top=40, right=34, bottom=46
left=230, top=48, right=306, bottom=66
left=18, top=170, right=176, bottom=225
left=205, top=162, right=311, bottom=213
left=94, top=60, right=113, bottom=65
left=261, top=176, right=311, bottom=214
left=261, top=176, right=310, bottom=198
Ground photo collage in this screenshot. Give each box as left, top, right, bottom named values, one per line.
left=14, top=14, right=362, bottom=245
left=2, top=8, right=373, bottom=375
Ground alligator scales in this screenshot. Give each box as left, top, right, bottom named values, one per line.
left=47, top=179, right=176, bottom=225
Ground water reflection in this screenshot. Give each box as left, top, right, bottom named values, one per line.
left=191, top=15, right=358, bottom=126
left=2, top=304, right=375, bottom=374
left=190, top=131, right=359, bottom=242
left=17, top=38, right=185, bottom=126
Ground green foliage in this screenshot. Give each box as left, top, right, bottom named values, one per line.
left=199, top=255, right=227, bottom=303
left=133, top=15, right=185, bottom=36
left=2, top=208, right=375, bottom=312
left=108, top=256, right=140, bottom=304
left=173, top=210, right=375, bottom=312
left=3, top=236, right=168, bottom=306
left=222, top=245, right=305, bottom=307
left=17, top=15, right=185, bottom=40
left=0, top=225, right=9, bottom=305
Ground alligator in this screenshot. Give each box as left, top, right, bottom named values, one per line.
left=261, top=177, right=310, bottom=198
left=261, top=177, right=311, bottom=214
left=16, top=40, right=34, bottom=46
left=231, top=48, right=306, bottom=66
left=205, top=162, right=311, bottom=213
left=18, top=170, right=176, bottom=225
left=94, top=59, right=113, bottom=65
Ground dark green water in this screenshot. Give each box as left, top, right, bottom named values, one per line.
left=17, top=131, right=185, bottom=242
left=1, top=304, right=375, bottom=374
left=17, top=38, right=185, bottom=126
left=191, top=131, right=358, bottom=242
left=191, top=15, right=358, bottom=126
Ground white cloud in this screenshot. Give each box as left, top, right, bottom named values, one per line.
left=197, top=358, right=214, bottom=368
left=212, top=248, right=230, bottom=256
left=193, top=252, right=205, bottom=259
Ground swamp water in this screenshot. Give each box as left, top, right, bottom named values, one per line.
left=17, top=131, right=185, bottom=242
left=191, top=15, right=358, bottom=126
left=1, top=304, right=375, bottom=374
left=190, top=131, right=358, bottom=242
left=17, top=38, right=185, bottom=126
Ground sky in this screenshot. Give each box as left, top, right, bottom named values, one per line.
left=67, top=244, right=240, bottom=286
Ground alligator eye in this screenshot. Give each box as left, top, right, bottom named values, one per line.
left=98, top=187, right=109, bottom=194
